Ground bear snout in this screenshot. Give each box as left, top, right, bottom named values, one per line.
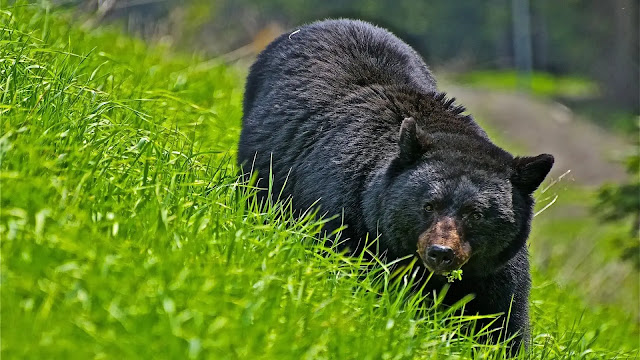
left=426, top=244, right=455, bottom=268
left=417, top=217, right=472, bottom=273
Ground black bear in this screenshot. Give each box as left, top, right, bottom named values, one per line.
left=238, top=19, right=554, bottom=355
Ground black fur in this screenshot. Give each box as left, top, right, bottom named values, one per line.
left=238, top=19, right=553, bottom=355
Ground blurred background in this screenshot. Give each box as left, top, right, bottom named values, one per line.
left=61, top=0, right=638, bottom=319
left=69, top=0, right=639, bottom=115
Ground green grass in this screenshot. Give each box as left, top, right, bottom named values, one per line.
left=453, top=70, right=599, bottom=99
left=1, top=3, right=638, bottom=359
left=529, top=187, right=639, bottom=355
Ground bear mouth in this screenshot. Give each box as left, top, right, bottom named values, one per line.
left=421, top=258, right=469, bottom=275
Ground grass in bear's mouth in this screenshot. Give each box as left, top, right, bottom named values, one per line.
left=1, top=2, right=638, bottom=359
left=443, top=269, right=464, bottom=282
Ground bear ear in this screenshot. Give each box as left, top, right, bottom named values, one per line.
left=511, top=154, right=555, bottom=194
left=398, top=117, right=430, bottom=163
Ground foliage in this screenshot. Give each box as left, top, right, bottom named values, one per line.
left=594, top=126, right=640, bottom=269
left=1, top=3, right=638, bottom=359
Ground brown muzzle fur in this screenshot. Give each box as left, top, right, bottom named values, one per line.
left=417, top=216, right=472, bottom=271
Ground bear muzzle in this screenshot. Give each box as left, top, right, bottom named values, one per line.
left=417, top=217, right=472, bottom=274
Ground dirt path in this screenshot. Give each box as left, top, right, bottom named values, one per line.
left=441, top=83, right=632, bottom=186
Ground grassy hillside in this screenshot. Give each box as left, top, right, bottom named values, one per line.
left=1, top=3, right=637, bottom=359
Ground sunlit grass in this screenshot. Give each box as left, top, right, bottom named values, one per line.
left=1, top=3, right=637, bottom=359
left=453, top=70, right=599, bottom=99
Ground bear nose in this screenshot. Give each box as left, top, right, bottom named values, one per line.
left=427, top=245, right=455, bottom=267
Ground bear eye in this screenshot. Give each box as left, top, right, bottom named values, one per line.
left=471, top=211, right=483, bottom=220
left=424, top=203, right=434, bottom=213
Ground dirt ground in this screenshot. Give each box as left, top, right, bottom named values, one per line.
left=441, top=83, right=632, bottom=187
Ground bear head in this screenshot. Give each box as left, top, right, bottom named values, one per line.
left=368, top=115, right=554, bottom=278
